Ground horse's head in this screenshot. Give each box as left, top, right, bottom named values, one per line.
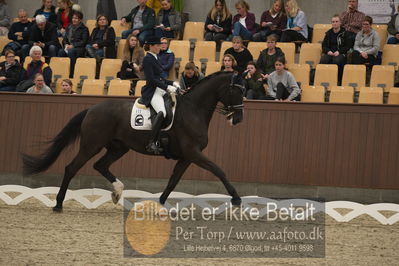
left=219, top=72, right=245, bottom=126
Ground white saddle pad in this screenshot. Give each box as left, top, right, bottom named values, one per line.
left=130, top=95, right=177, bottom=131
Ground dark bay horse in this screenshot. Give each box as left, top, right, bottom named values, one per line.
left=22, top=71, right=245, bottom=212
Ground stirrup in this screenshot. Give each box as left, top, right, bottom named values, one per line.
left=146, top=141, right=163, bottom=155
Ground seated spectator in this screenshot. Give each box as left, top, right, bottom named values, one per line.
left=204, top=0, right=232, bottom=46
left=3, top=9, right=33, bottom=56
left=58, top=11, right=89, bottom=76
left=387, top=4, right=399, bottom=44
left=221, top=54, right=237, bottom=72
left=265, top=56, right=301, bottom=101
left=117, top=34, right=145, bottom=80
left=20, top=46, right=52, bottom=90
left=159, top=37, right=174, bottom=79
left=231, top=0, right=256, bottom=41
left=340, top=0, right=365, bottom=42
left=350, top=16, right=380, bottom=65
left=154, top=0, right=181, bottom=39
left=179, top=61, right=204, bottom=92
left=56, top=0, right=81, bottom=36
left=0, top=0, right=10, bottom=36
left=244, top=61, right=264, bottom=100
left=26, top=73, right=53, bottom=94
left=224, top=36, right=253, bottom=73
left=120, top=0, right=155, bottom=45
left=320, top=14, right=352, bottom=84
left=280, top=0, right=308, bottom=42
left=86, top=14, right=116, bottom=62
left=34, top=0, right=57, bottom=25
left=25, top=15, right=60, bottom=59
left=0, top=50, right=23, bottom=91
left=97, top=0, right=117, bottom=21
left=60, top=78, right=76, bottom=94
left=253, top=0, right=287, bottom=42
left=256, top=34, right=285, bottom=81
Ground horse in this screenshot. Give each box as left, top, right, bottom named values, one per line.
left=22, top=71, right=245, bottom=212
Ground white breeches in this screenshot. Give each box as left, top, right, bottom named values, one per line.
left=150, top=87, right=166, bottom=118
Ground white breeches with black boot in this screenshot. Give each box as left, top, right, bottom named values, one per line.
left=146, top=87, right=167, bottom=154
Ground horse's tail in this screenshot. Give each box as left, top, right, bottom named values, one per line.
left=22, top=109, right=89, bottom=175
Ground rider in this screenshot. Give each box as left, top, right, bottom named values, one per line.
left=141, top=36, right=179, bottom=154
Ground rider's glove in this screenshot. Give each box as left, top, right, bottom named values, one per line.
left=173, top=81, right=181, bottom=90
left=167, top=85, right=177, bottom=94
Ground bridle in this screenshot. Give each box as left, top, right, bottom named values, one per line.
left=220, top=73, right=245, bottom=117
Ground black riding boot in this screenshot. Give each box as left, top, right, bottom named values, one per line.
left=146, top=112, right=165, bottom=154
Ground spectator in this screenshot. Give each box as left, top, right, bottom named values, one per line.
left=350, top=16, right=380, bottom=65
left=0, top=50, right=22, bottom=92
left=0, top=0, right=10, bottom=36
left=256, top=34, right=285, bottom=81
left=21, top=46, right=52, bottom=89
left=3, top=9, right=32, bottom=56
left=224, top=36, right=253, bottom=73
left=60, top=78, right=76, bottom=94
left=159, top=37, right=174, bottom=79
left=117, top=34, right=145, bottom=79
left=26, top=73, right=53, bottom=94
left=179, top=61, right=204, bottom=92
left=253, top=0, right=287, bottom=42
left=280, top=0, right=308, bottom=42
left=231, top=0, right=256, bottom=41
left=221, top=54, right=237, bottom=72
left=340, top=0, right=365, bottom=42
left=97, top=0, right=117, bottom=21
left=58, top=11, right=89, bottom=76
left=244, top=61, right=264, bottom=100
left=387, top=4, right=399, bottom=44
left=56, top=0, right=81, bottom=36
left=266, top=56, right=301, bottom=101
left=26, top=15, right=60, bottom=58
left=120, top=0, right=155, bottom=45
left=320, top=15, right=352, bottom=84
left=204, top=0, right=232, bottom=46
left=86, top=14, right=116, bottom=62
left=34, top=0, right=57, bottom=25
left=154, top=0, right=181, bottom=39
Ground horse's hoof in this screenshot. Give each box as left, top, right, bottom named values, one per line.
left=231, top=197, right=242, bottom=206
left=111, top=192, right=120, bottom=204
left=53, top=206, right=63, bottom=213
left=159, top=196, right=166, bottom=205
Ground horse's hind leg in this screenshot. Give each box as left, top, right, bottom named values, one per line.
left=54, top=148, right=101, bottom=212
left=93, top=141, right=129, bottom=204
left=160, top=160, right=191, bottom=204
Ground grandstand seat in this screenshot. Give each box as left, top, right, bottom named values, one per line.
left=276, top=42, right=295, bottom=66
left=301, top=85, right=325, bottom=102
left=81, top=79, right=105, bottom=95
left=23, top=56, right=46, bottom=69
left=86, top=19, right=97, bottom=34
left=219, top=41, right=232, bottom=62
left=358, top=87, right=383, bottom=104
left=110, top=20, right=131, bottom=39
left=0, top=56, right=20, bottom=62
left=49, top=57, right=70, bottom=82
left=169, top=40, right=190, bottom=61
left=288, top=64, right=310, bottom=87
left=193, top=41, right=216, bottom=62
left=388, top=87, right=399, bottom=104
left=341, top=64, right=366, bottom=91
left=382, top=45, right=399, bottom=70
left=117, top=39, right=127, bottom=59
left=99, top=59, right=122, bottom=81
left=372, top=24, right=387, bottom=51
left=299, top=43, right=322, bottom=68
left=54, top=78, right=80, bottom=93
left=312, top=24, right=330, bottom=44
left=108, top=79, right=131, bottom=96
left=135, top=80, right=146, bottom=97
left=0, top=36, right=8, bottom=53
left=73, top=58, right=96, bottom=80
left=247, top=42, right=267, bottom=60
left=183, top=22, right=205, bottom=41
left=370, top=65, right=395, bottom=92
left=205, top=61, right=222, bottom=76
left=314, top=64, right=337, bottom=90
left=329, top=86, right=354, bottom=103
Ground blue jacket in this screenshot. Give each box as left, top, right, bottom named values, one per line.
left=159, top=49, right=174, bottom=72
left=141, top=53, right=173, bottom=106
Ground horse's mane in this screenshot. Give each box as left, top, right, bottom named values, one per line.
left=182, top=71, right=232, bottom=95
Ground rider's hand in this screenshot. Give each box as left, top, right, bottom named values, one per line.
left=167, top=85, right=177, bottom=94
left=173, top=81, right=181, bottom=90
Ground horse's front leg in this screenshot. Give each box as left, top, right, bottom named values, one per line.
left=160, top=159, right=191, bottom=204
left=189, top=151, right=241, bottom=206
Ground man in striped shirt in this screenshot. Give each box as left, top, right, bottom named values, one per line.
left=340, top=0, right=365, bottom=42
